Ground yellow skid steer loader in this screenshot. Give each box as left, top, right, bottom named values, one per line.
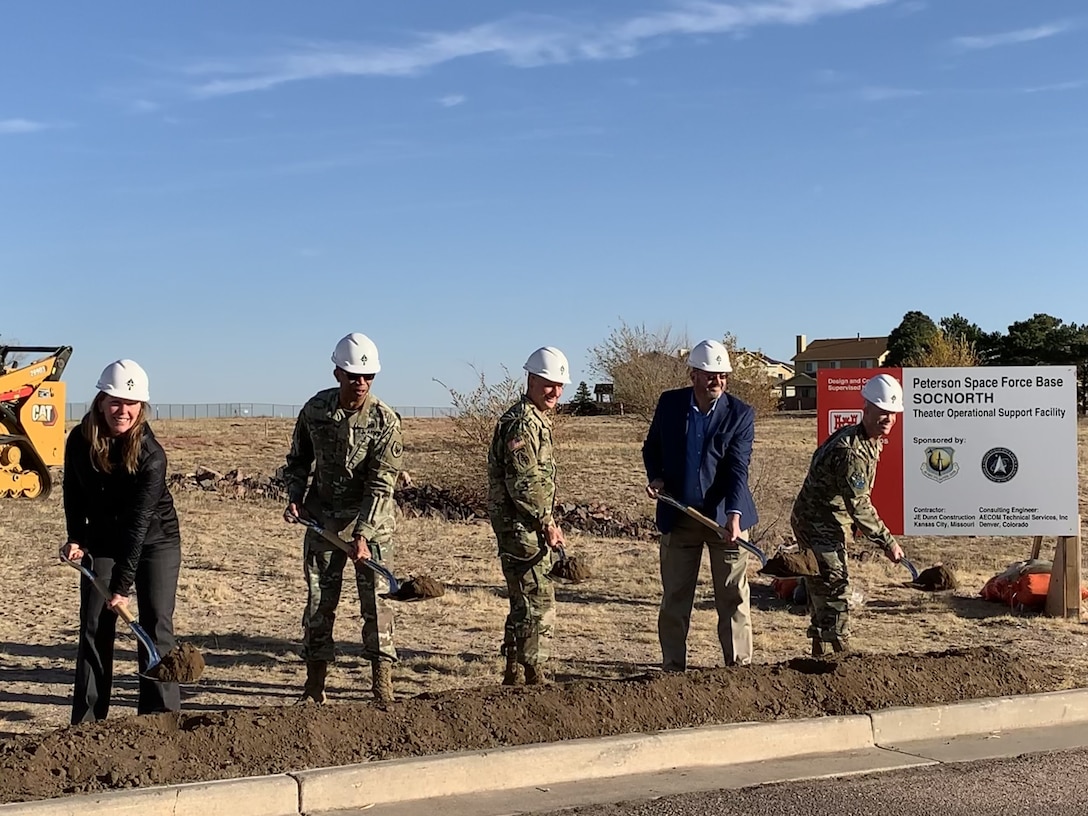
left=0, top=345, right=73, bottom=499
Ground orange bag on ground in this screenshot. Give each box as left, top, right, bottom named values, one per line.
left=980, top=560, right=1088, bottom=611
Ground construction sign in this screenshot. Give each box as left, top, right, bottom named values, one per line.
left=818, top=366, right=1079, bottom=537
left=818, top=369, right=904, bottom=534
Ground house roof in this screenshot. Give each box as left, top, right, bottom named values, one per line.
left=735, top=349, right=795, bottom=369
left=779, top=372, right=818, bottom=388
left=793, top=336, right=888, bottom=363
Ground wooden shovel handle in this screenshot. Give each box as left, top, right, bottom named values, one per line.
left=114, top=601, right=137, bottom=624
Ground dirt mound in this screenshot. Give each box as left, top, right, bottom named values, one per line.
left=146, top=643, right=206, bottom=684
left=387, top=575, right=445, bottom=601
left=550, top=553, right=593, bottom=583
left=910, top=565, right=958, bottom=592
left=167, top=468, right=659, bottom=539
left=0, top=646, right=1060, bottom=804
left=760, top=550, right=820, bottom=578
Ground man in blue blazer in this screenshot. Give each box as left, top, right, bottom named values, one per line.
left=642, top=339, right=759, bottom=669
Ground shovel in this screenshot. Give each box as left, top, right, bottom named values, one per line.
left=287, top=515, right=402, bottom=596
left=652, top=492, right=768, bottom=568
left=59, top=549, right=163, bottom=679
left=900, top=556, right=919, bottom=581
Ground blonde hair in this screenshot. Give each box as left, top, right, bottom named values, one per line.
left=81, top=392, right=148, bottom=474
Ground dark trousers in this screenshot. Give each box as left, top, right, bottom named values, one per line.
left=73, top=544, right=182, bottom=723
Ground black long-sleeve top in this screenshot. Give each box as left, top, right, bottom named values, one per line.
left=63, top=424, right=180, bottom=596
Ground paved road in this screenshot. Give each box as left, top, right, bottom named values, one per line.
left=538, top=747, right=1088, bottom=816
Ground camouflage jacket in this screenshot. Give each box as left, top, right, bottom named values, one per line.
left=790, top=423, right=896, bottom=551
left=487, top=396, right=557, bottom=534
left=283, top=389, right=403, bottom=543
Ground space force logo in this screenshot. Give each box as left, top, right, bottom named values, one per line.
left=921, top=446, right=959, bottom=482
left=981, top=447, right=1018, bottom=483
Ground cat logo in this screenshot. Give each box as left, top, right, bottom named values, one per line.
left=31, top=404, right=58, bottom=427
left=921, top=446, right=959, bottom=483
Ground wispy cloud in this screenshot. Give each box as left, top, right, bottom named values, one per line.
left=1020, top=79, right=1088, bottom=94
left=438, top=94, right=466, bottom=108
left=894, top=1, right=926, bottom=16
left=858, top=85, right=924, bottom=102
left=183, top=0, right=895, bottom=97
left=0, top=118, right=50, bottom=134
left=951, top=21, right=1072, bottom=52
left=130, top=99, right=161, bottom=114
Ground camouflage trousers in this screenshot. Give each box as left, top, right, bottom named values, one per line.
left=300, top=526, right=396, bottom=664
left=801, top=541, right=850, bottom=643
left=496, top=530, right=556, bottom=668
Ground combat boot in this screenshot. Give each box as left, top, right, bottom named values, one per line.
left=524, top=664, right=548, bottom=685
left=371, top=659, right=394, bottom=705
left=501, top=652, right=524, bottom=686
left=297, top=660, right=328, bottom=705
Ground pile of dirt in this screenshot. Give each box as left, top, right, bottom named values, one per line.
left=910, top=565, right=958, bottom=592
left=145, top=643, right=206, bottom=684
left=166, top=468, right=659, bottom=539
left=550, top=552, right=594, bottom=583
left=760, top=550, right=820, bottom=578
left=0, top=646, right=1060, bottom=804
left=387, top=575, right=446, bottom=601
left=554, top=502, right=659, bottom=539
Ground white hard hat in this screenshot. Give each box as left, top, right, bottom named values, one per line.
left=331, top=333, right=381, bottom=375
left=861, top=373, right=904, bottom=413
left=687, top=339, right=732, bottom=373
left=523, top=346, right=571, bottom=384
left=96, top=359, right=150, bottom=403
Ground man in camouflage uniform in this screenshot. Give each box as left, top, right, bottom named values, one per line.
left=282, top=332, right=404, bottom=704
left=487, top=346, right=571, bottom=686
left=791, top=373, right=905, bottom=656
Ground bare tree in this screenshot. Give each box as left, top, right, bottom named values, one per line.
left=434, top=365, right=524, bottom=450
left=722, top=334, right=784, bottom=417
left=588, top=321, right=690, bottom=420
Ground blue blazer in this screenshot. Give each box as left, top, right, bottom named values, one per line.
left=642, top=387, right=759, bottom=534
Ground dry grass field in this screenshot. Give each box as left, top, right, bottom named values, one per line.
left=1, top=413, right=1086, bottom=739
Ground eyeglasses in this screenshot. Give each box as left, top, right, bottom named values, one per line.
left=340, top=371, right=375, bottom=383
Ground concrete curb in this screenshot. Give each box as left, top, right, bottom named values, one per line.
left=3, top=689, right=1088, bottom=816
left=871, top=688, right=1088, bottom=746
left=0, top=775, right=299, bottom=816
left=294, top=715, right=874, bottom=814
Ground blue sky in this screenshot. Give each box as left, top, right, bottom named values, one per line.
left=2, top=0, right=1085, bottom=406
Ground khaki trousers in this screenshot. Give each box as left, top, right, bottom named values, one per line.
left=658, top=515, right=752, bottom=670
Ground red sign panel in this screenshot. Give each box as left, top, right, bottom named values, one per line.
left=817, top=368, right=904, bottom=536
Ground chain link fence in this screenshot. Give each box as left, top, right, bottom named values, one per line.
left=65, top=403, right=456, bottom=420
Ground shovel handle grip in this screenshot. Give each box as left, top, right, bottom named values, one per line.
left=653, top=492, right=768, bottom=567
left=290, top=514, right=400, bottom=593
left=114, top=602, right=137, bottom=624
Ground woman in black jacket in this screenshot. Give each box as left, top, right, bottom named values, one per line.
left=61, top=359, right=182, bottom=723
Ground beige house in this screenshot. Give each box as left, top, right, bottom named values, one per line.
left=780, top=334, right=889, bottom=410
left=733, top=349, right=796, bottom=397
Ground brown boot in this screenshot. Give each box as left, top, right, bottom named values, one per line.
left=501, top=652, right=524, bottom=686
left=524, top=664, right=548, bottom=685
left=371, top=660, right=394, bottom=705
left=297, top=660, right=328, bottom=704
